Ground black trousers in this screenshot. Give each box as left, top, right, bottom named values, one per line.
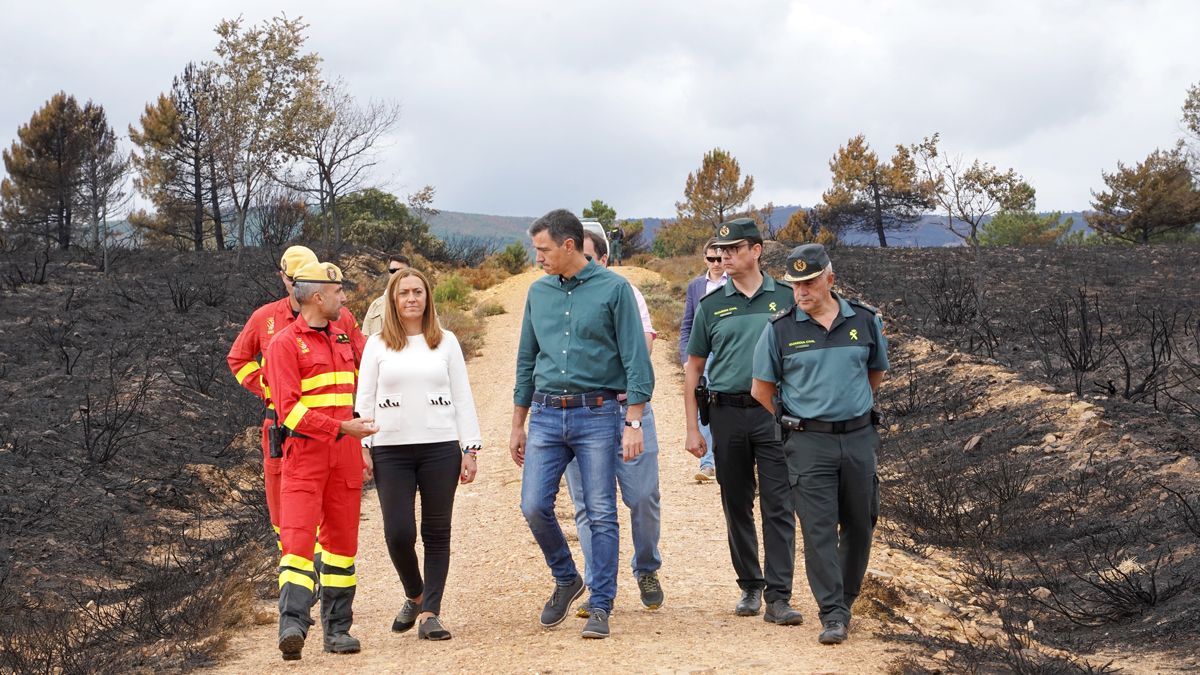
left=371, top=441, right=461, bottom=615
left=785, top=425, right=880, bottom=625
left=709, top=402, right=796, bottom=603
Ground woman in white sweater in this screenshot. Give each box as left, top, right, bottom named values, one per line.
left=357, top=268, right=482, bottom=641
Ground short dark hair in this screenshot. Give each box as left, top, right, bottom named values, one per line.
left=703, top=237, right=718, bottom=252
left=528, top=209, right=584, bottom=250
left=387, top=253, right=410, bottom=266
left=583, top=230, right=608, bottom=259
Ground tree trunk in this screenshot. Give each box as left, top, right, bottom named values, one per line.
left=871, top=178, right=888, bottom=247
left=206, top=157, right=226, bottom=251
left=192, top=154, right=205, bottom=251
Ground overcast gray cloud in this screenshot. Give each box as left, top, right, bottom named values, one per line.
left=2, top=0, right=1196, bottom=218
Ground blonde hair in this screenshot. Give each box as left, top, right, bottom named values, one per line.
left=380, top=268, right=443, bottom=351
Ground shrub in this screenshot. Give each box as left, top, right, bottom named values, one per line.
left=433, top=272, right=473, bottom=310
left=495, top=242, right=529, bottom=275
left=440, top=308, right=485, bottom=361
left=474, top=300, right=506, bottom=317
left=459, top=264, right=509, bottom=290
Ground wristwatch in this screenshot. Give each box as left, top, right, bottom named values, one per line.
left=624, top=419, right=642, bottom=429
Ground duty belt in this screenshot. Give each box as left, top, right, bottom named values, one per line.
left=265, top=409, right=277, bottom=422
left=532, top=390, right=619, bottom=408
left=709, top=391, right=759, bottom=408
left=780, top=410, right=873, bottom=434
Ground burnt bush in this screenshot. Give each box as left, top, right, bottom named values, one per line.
left=1, top=249, right=50, bottom=292
left=167, top=345, right=227, bottom=397
left=33, top=316, right=84, bottom=375
left=167, top=275, right=201, bottom=313
left=1025, top=518, right=1195, bottom=628
left=914, top=259, right=977, bottom=328
left=76, top=358, right=158, bottom=465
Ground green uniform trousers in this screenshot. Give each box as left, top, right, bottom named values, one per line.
left=784, top=424, right=880, bottom=625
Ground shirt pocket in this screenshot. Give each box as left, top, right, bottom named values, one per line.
left=426, top=391, right=456, bottom=429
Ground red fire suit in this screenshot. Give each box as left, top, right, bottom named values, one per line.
left=226, top=298, right=363, bottom=549
left=262, top=313, right=365, bottom=636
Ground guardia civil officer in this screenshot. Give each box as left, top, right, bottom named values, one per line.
left=751, top=243, right=888, bottom=645
left=683, top=218, right=803, bottom=625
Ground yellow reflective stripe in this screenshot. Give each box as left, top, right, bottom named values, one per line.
left=279, top=570, right=315, bottom=591
left=314, top=541, right=324, bottom=554
left=321, top=551, right=354, bottom=569
left=320, top=573, right=357, bottom=588
left=267, top=402, right=275, bottom=410
left=272, top=525, right=281, bottom=534
left=300, top=371, right=355, bottom=391
left=298, top=393, right=354, bottom=408
left=283, top=402, right=309, bottom=430
left=235, top=361, right=260, bottom=384
left=280, top=554, right=314, bottom=572
left=263, top=383, right=271, bottom=397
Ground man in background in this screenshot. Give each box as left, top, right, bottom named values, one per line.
left=361, top=253, right=411, bottom=335
left=679, top=238, right=725, bottom=482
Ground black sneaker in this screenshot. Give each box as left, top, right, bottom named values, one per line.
left=323, top=632, right=361, bottom=654
left=539, top=575, right=585, bottom=628
left=819, top=621, right=848, bottom=644
left=278, top=626, right=305, bottom=661
left=637, top=573, right=664, bottom=609
left=581, top=607, right=610, bottom=639
left=763, top=599, right=804, bottom=625
left=392, top=598, right=422, bottom=633
left=734, top=588, right=763, bottom=616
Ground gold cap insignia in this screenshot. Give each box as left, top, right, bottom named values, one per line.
left=793, top=259, right=807, bottom=272
left=719, top=225, right=730, bottom=237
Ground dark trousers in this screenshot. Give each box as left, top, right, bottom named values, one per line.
left=709, top=402, right=796, bottom=603
left=784, top=425, right=880, bottom=625
left=371, top=441, right=461, bottom=616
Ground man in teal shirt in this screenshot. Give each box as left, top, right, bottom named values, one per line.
left=683, top=218, right=803, bottom=626
left=752, top=243, right=888, bottom=646
left=510, top=208, right=654, bottom=639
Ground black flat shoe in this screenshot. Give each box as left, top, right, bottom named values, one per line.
left=418, top=616, right=452, bottom=640
left=392, top=598, right=422, bottom=632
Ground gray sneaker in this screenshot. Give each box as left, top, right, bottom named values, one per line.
left=637, top=573, right=664, bottom=609
left=581, top=607, right=610, bottom=639
left=539, top=575, right=585, bottom=627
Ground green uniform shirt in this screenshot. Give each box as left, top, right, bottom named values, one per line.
left=514, top=259, right=654, bottom=406
left=753, top=293, right=889, bottom=421
left=686, top=271, right=794, bottom=393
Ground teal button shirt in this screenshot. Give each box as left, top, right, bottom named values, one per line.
left=514, top=259, right=655, bottom=406
left=686, top=272, right=794, bottom=393
left=753, top=293, right=889, bottom=421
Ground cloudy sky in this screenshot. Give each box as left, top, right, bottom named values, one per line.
left=2, top=0, right=1197, bottom=219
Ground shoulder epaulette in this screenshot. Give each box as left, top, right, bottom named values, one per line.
left=769, top=307, right=792, bottom=323
left=848, top=299, right=878, bottom=315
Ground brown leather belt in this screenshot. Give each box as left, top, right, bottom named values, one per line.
left=532, top=390, right=619, bottom=408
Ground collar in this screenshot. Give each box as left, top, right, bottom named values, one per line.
left=559, top=258, right=599, bottom=285
left=724, top=270, right=774, bottom=298
left=293, top=312, right=344, bottom=336
left=793, top=292, right=855, bottom=322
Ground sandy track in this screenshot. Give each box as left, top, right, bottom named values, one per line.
left=207, top=267, right=907, bottom=673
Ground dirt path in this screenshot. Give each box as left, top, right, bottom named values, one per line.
left=209, top=267, right=912, bottom=673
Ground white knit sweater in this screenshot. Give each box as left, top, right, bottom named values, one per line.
left=355, top=330, right=483, bottom=450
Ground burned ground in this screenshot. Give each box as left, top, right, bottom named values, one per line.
left=0, top=243, right=1196, bottom=673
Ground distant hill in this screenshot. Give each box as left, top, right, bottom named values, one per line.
left=427, top=211, right=535, bottom=244
left=430, top=207, right=1091, bottom=248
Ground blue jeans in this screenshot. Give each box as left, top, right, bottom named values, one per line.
left=520, top=398, right=622, bottom=613
left=565, top=403, right=661, bottom=590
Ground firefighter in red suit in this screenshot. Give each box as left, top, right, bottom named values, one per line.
left=226, top=246, right=365, bottom=561
left=263, top=260, right=377, bottom=659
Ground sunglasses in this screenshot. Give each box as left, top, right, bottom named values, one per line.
left=705, top=256, right=722, bottom=263
left=714, top=242, right=747, bottom=255
left=388, top=267, right=404, bottom=274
